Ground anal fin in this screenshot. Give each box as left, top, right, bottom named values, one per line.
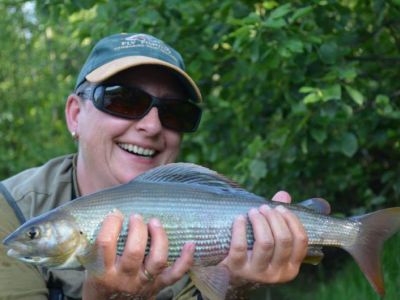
left=303, top=246, right=324, bottom=265
left=189, top=265, right=230, bottom=300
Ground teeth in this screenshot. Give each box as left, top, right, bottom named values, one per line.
left=118, top=143, right=156, bottom=157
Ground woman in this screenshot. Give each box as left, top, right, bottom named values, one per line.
left=0, top=33, right=308, bottom=299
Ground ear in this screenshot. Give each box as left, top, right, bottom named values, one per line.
left=65, top=94, right=82, bottom=135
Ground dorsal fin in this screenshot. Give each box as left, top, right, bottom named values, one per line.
left=132, top=162, right=243, bottom=190
left=298, top=198, right=331, bottom=215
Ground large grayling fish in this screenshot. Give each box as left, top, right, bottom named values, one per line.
left=3, top=163, right=400, bottom=299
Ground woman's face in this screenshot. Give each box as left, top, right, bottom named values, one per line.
left=71, top=66, right=185, bottom=195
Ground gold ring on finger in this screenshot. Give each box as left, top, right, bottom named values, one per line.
left=143, top=268, right=155, bottom=282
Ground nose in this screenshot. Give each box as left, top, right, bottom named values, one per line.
left=134, top=107, right=163, bottom=135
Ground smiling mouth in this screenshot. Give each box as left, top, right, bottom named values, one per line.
left=117, top=143, right=157, bottom=158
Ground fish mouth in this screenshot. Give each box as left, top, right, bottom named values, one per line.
left=4, top=240, right=31, bottom=256
left=117, top=143, right=158, bottom=158
left=6, top=248, right=27, bottom=259
left=3, top=232, right=35, bottom=258
left=6, top=248, right=20, bottom=258
left=7, top=249, right=44, bottom=264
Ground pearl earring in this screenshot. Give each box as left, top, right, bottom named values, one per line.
left=71, top=131, right=78, bottom=140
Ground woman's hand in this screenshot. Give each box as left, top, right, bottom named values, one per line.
left=82, top=211, right=195, bottom=300
left=220, top=191, right=308, bottom=286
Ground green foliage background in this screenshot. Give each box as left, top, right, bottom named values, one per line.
left=0, top=0, right=399, bottom=298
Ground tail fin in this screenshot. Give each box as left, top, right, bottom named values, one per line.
left=344, top=208, right=400, bottom=297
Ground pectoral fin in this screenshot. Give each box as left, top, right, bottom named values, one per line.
left=189, top=265, right=230, bottom=300
left=76, top=244, right=105, bottom=277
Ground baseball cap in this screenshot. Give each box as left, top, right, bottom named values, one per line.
left=75, top=33, right=202, bottom=102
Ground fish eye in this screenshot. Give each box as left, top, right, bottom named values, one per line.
left=26, top=226, right=40, bottom=240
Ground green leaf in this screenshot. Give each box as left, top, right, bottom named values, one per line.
left=375, top=94, right=390, bottom=105
left=285, top=39, right=303, bottom=53
left=303, top=93, right=321, bottom=104
left=318, top=42, right=338, bottom=64
left=262, top=3, right=292, bottom=28
left=338, top=66, right=357, bottom=82
left=301, top=138, right=308, bottom=154
left=269, top=3, right=292, bottom=19
left=140, top=10, right=161, bottom=25
left=263, top=17, right=286, bottom=28
left=278, top=46, right=292, bottom=58
left=344, top=85, right=365, bottom=106
left=375, top=94, right=396, bottom=117
left=289, top=6, right=313, bottom=22
left=241, top=12, right=261, bottom=25
left=371, top=195, right=386, bottom=206
left=269, top=128, right=290, bottom=147
left=299, top=86, right=316, bottom=93
left=311, top=129, right=327, bottom=144
left=322, top=84, right=341, bottom=101
left=262, top=1, right=279, bottom=10
left=291, top=102, right=307, bottom=114
left=249, top=159, right=268, bottom=180
left=340, top=132, right=358, bottom=157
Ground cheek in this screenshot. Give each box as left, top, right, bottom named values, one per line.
left=165, top=132, right=182, bottom=158
left=78, top=107, right=126, bottom=143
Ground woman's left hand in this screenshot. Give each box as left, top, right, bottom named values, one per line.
left=82, top=211, right=195, bottom=300
left=219, top=191, right=308, bottom=286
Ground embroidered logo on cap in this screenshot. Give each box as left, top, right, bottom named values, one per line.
left=113, top=34, right=176, bottom=63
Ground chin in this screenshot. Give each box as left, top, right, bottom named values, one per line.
left=119, top=169, right=150, bottom=183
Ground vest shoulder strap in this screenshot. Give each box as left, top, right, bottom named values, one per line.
left=0, top=182, right=25, bottom=224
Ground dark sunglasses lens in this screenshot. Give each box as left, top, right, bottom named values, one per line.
left=159, top=100, right=201, bottom=132
left=93, top=85, right=201, bottom=132
left=102, top=86, right=151, bottom=118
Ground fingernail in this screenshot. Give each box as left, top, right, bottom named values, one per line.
left=133, top=214, right=143, bottom=221
left=235, top=214, right=246, bottom=222
left=248, top=208, right=258, bottom=216
left=109, top=209, right=123, bottom=218
left=150, top=218, right=162, bottom=227
left=276, top=205, right=288, bottom=213
left=259, top=204, right=271, bottom=214
left=261, top=204, right=271, bottom=211
left=272, top=191, right=288, bottom=199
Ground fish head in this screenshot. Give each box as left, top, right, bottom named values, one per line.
left=2, top=210, right=86, bottom=269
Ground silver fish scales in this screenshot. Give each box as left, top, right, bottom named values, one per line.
left=69, top=179, right=357, bottom=264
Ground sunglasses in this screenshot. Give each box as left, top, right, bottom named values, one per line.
left=79, top=84, right=202, bottom=132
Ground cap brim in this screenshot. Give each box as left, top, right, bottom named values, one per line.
left=85, top=56, right=202, bottom=102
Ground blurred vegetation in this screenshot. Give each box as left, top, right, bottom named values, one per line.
left=0, top=0, right=399, bottom=298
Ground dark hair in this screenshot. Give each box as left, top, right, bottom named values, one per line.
left=75, top=81, right=95, bottom=100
